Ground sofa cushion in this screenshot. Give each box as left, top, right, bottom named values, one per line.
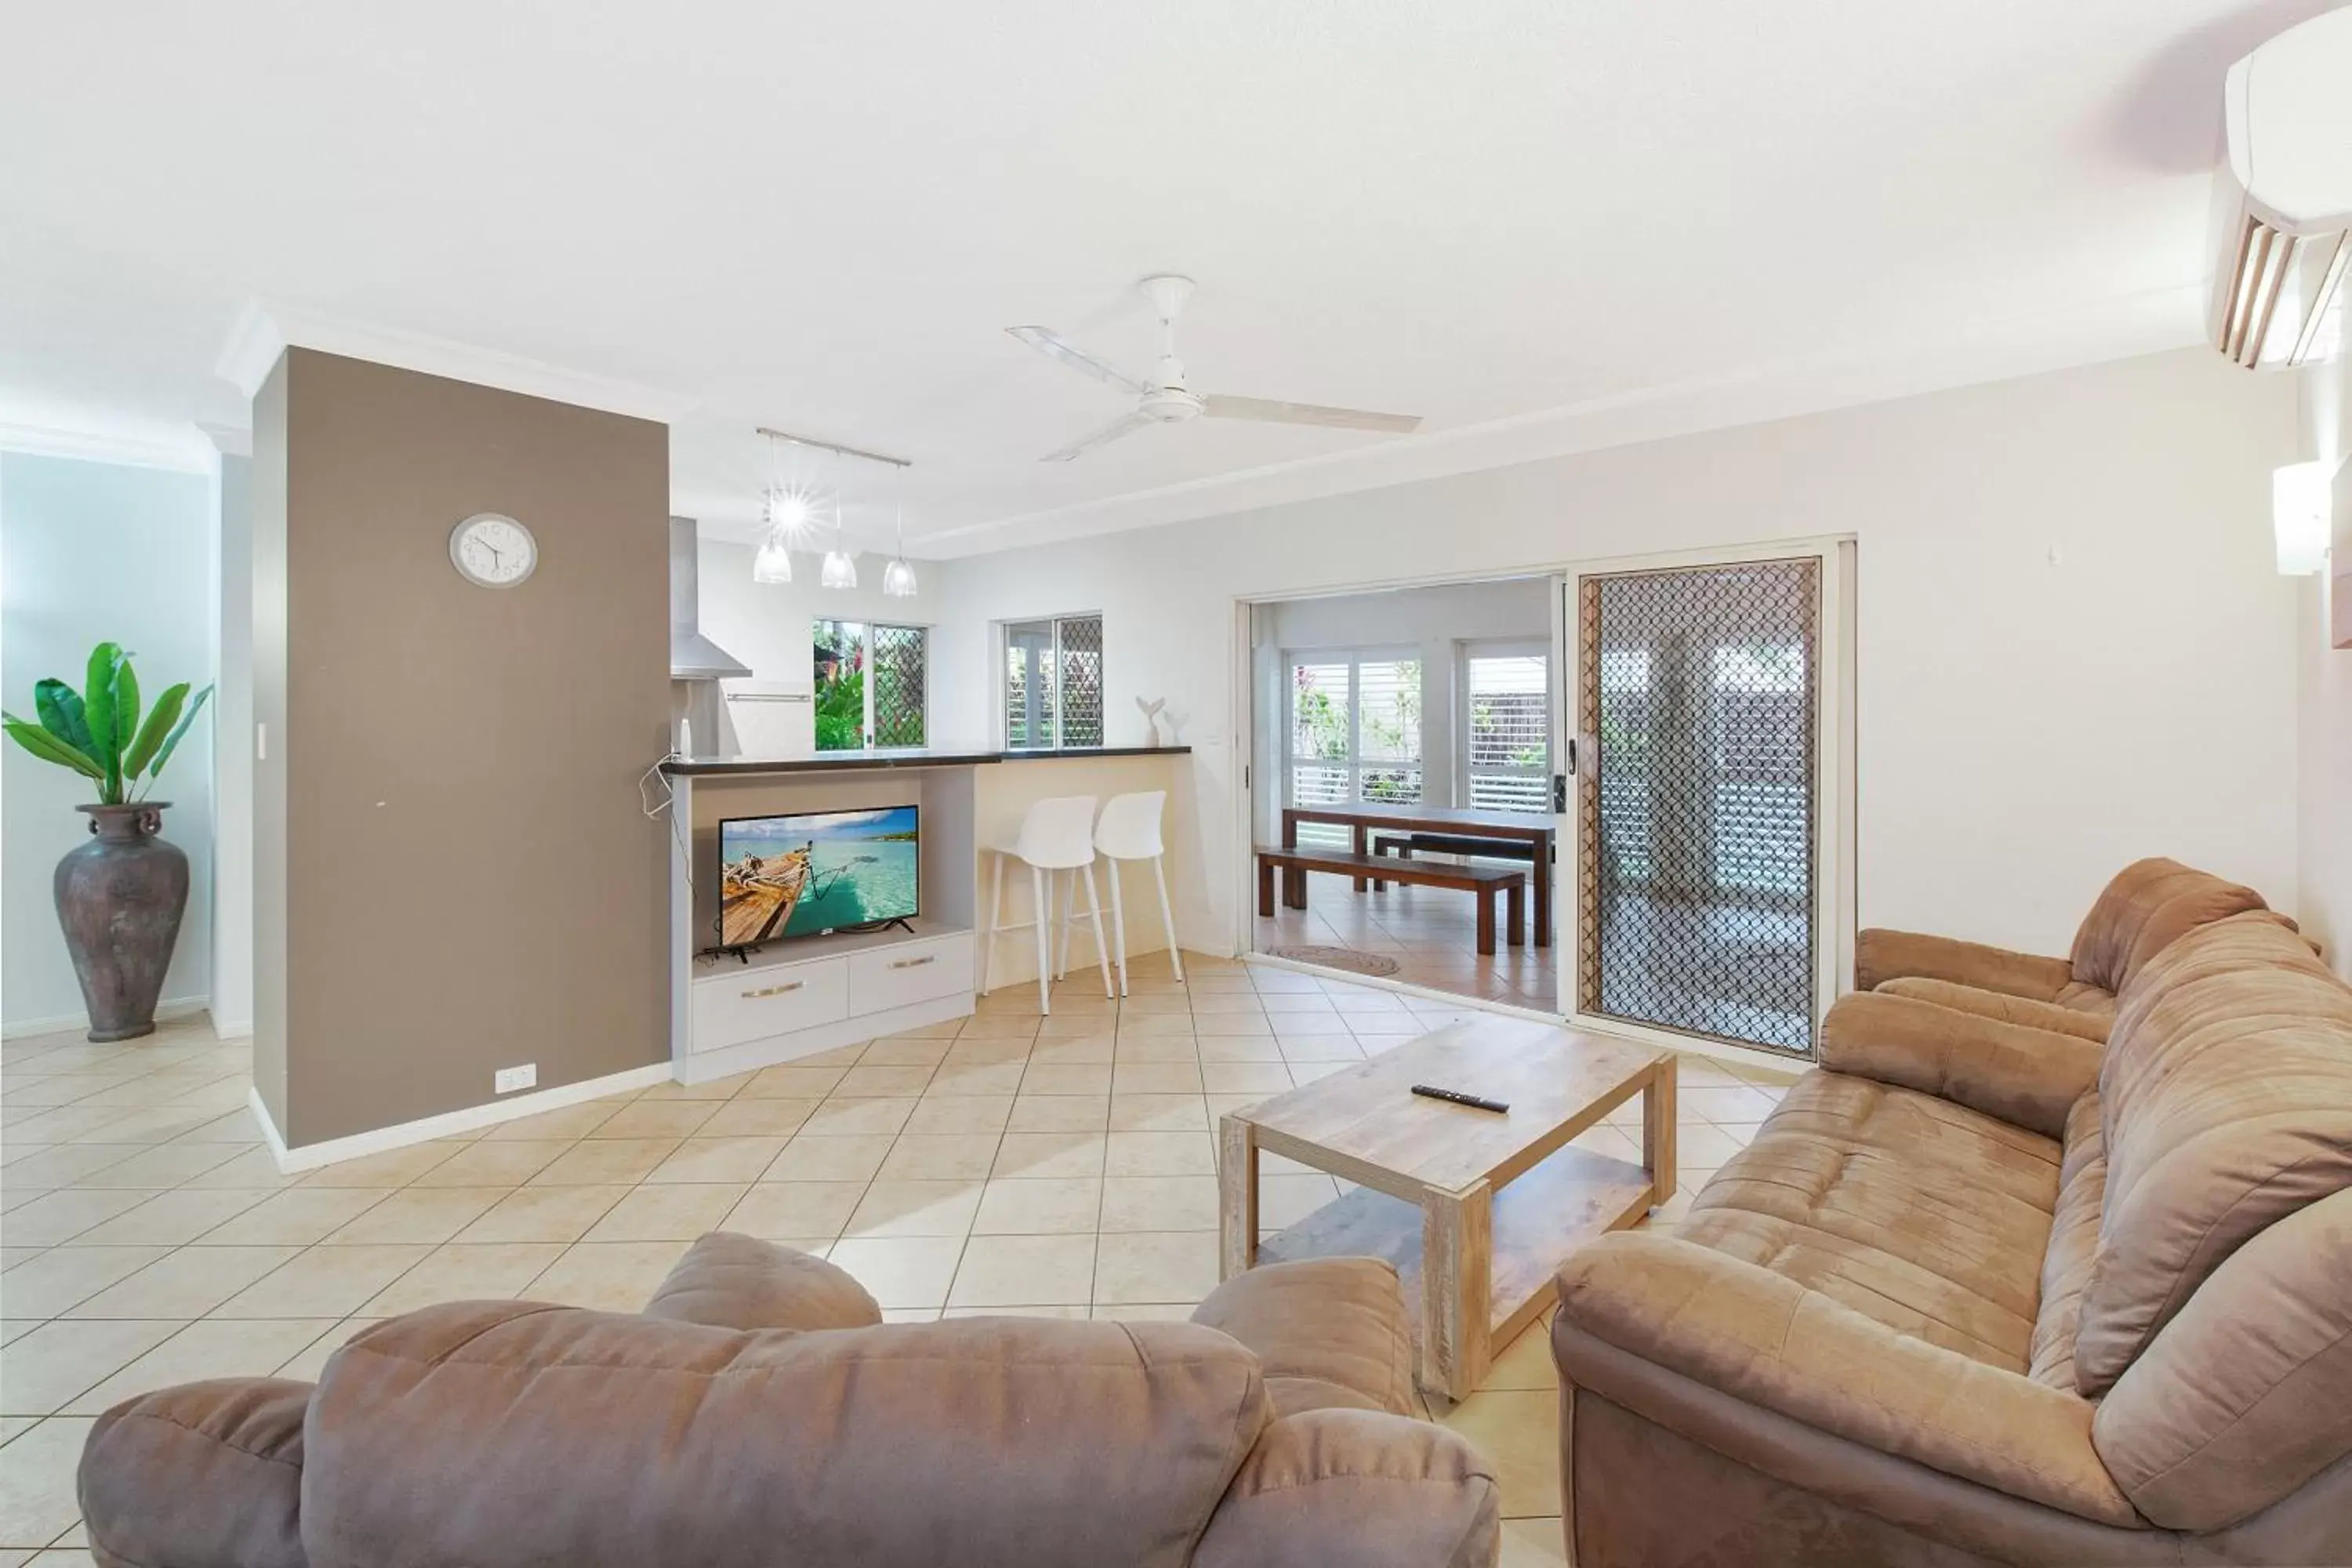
left=1875, top=978, right=2111, bottom=1041
left=2067, top=857, right=2269, bottom=996
left=1191, top=1258, right=1414, bottom=1418
left=302, top=1302, right=1270, bottom=1568
left=79, top=1377, right=310, bottom=1568
left=2027, top=1091, right=2105, bottom=1391
left=1677, top=1072, right=2060, bottom=1371
left=1192, top=1408, right=1499, bottom=1568
left=2075, top=912, right=2352, bottom=1395
left=640, top=1231, right=880, bottom=1332
left=2093, top=1186, right=2352, bottom=1531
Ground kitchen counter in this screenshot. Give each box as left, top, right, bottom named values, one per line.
left=662, top=745, right=1192, bottom=777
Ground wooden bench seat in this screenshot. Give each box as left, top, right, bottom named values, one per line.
left=1256, top=845, right=1527, bottom=954
left=1368, top=832, right=1540, bottom=892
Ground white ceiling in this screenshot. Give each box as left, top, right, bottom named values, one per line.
left=1, top=2, right=2328, bottom=554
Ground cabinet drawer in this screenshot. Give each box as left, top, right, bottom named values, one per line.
left=691, top=960, right=849, bottom=1052
left=850, top=935, right=974, bottom=1015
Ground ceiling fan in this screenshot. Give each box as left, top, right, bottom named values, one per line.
left=1007, top=275, right=1422, bottom=462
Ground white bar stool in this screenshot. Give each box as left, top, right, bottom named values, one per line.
left=982, top=794, right=1114, bottom=1015
left=1091, top=789, right=1184, bottom=996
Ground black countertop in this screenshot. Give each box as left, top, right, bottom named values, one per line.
left=661, top=745, right=1192, bottom=777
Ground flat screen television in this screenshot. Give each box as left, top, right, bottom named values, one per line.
left=717, top=805, right=920, bottom=949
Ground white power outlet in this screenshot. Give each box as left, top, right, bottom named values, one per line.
left=493, top=1063, right=537, bottom=1095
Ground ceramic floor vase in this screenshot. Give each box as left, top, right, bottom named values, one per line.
left=55, top=802, right=189, bottom=1042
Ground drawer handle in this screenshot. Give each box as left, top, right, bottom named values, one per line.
left=742, top=982, right=805, bottom=999
left=889, top=955, right=937, bottom=971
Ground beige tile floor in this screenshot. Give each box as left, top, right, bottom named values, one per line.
left=0, top=951, right=1794, bottom=1561
left=1255, top=870, right=1562, bottom=1010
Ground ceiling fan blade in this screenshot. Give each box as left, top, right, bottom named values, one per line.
left=1006, top=326, right=1148, bottom=396
left=1200, top=394, right=1421, bottom=434
left=1040, top=410, right=1154, bottom=463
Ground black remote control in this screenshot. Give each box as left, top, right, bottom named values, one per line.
left=1410, top=1084, right=1510, bottom=1114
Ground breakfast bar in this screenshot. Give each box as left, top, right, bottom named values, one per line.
left=659, top=746, right=1192, bottom=1083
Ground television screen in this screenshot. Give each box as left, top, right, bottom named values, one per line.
left=718, top=806, right=920, bottom=948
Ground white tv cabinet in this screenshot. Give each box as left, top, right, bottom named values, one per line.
left=662, top=746, right=1192, bottom=1083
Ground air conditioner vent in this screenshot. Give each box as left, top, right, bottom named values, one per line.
left=2209, top=9, right=2352, bottom=371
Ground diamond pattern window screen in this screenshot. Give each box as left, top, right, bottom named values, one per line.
left=1576, top=560, right=1819, bottom=1055
left=1286, top=652, right=1421, bottom=846
left=870, top=624, right=927, bottom=749
left=1465, top=646, right=1551, bottom=812
left=1004, top=614, right=1102, bottom=749
left=812, top=619, right=928, bottom=753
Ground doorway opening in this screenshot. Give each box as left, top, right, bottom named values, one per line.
left=1247, top=576, right=1562, bottom=1011
left=1241, top=546, right=1851, bottom=1059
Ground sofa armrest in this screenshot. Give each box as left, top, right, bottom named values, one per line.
left=1552, top=1232, right=2137, bottom=1527
left=81, top=1377, right=311, bottom=1568
left=1819, top=991, right=2100, bottom=1138
left=641, top=1231, right=880, bottom=1332
left=1855, top=928, right=2072, bottom=1000
left=1192, top=1258, right=1414, bottom=1418
left=1192, top=1407, right=1499, bottom=1568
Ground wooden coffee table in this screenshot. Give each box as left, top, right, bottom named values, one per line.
left=1218, top=1016, right=1675, bottom=1403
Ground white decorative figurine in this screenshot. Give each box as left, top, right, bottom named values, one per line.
left=1136, top=696, right=1167, bottom=747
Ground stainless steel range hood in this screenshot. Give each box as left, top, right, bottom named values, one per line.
left=669, top=516, right=752, bottom=681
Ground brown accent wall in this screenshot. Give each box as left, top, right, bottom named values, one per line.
left=255, top=349, right=670, bottom=1147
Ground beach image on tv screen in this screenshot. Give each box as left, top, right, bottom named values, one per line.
left=719, top=807, right=919, bottom=947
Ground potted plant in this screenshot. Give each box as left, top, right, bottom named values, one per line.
left=5, top=643, right=212, bottom=1041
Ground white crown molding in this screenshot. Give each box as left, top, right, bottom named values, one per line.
left=214, top=297, right=702, bottom=426
left=917, top=281, right=2215, bottom=558
left=196, top=421, right=252, bottom=458
left=0, top=419, right=213, bottom=474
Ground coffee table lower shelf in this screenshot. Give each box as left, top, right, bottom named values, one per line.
left=1254, top=1142, right=1658, bottom=1399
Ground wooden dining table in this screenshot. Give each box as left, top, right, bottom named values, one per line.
left=1279, top=801, right=1556, bottom=948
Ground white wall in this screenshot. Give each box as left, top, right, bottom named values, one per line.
left=694, top=535, right=946, bottom=757
left=209, top=452, right=254, bottom=1034
left=938, top=348, right=2303, bottom=963
left=2293, top=339, right=2352, bottom=975
left=2, top=452, right=216, bottom=1032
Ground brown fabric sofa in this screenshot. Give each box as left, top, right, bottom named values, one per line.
left=1552, top=909, right=2352, bottom=1566
left=79, top=1234, right=1498, bottom=1568
left=1854, top=855, right=2274, bottom=1036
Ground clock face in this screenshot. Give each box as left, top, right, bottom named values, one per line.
left=448, top=514, right=538, bottom=588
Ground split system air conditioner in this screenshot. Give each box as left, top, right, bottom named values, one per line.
left=2211, top=7, right=2352, bottom=369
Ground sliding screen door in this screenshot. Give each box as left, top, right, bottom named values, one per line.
left=1573, top=558, right=1821, bottom=1054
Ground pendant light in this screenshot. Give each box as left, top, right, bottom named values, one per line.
left=751, top=432, right=806, bottom=585
left=819, top=484, right=858, bottom=590
left=882, top=467, right=918, bottom=598
left=751, top=528, right=793, bottom=584
left=748, top=424, right=912, bottom=592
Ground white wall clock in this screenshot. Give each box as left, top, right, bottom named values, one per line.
left=448, top=513, right=538, bottom=589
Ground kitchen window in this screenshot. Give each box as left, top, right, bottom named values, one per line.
left=813, top=619, right=928, bottom=751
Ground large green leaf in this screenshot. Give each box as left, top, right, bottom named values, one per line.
left=147, top=684, right=212, bottom=784
left=112, top=655, right=140, bottom=766
left=83, top=642, right=122, bottom=782
left=4, top=717, right=107, bottom=782
left=122, top=683, right=187, bottom=780
left=34, top=679, right=93, bottom=754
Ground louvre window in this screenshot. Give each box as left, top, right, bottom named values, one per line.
left=1286, top=651, right=1421, bottom=844
left=813, top=619, right=928, bottom=752
left=1463, top=645, right=1550, bottom=813
left=1004, top=614, right=1104, bottom=750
